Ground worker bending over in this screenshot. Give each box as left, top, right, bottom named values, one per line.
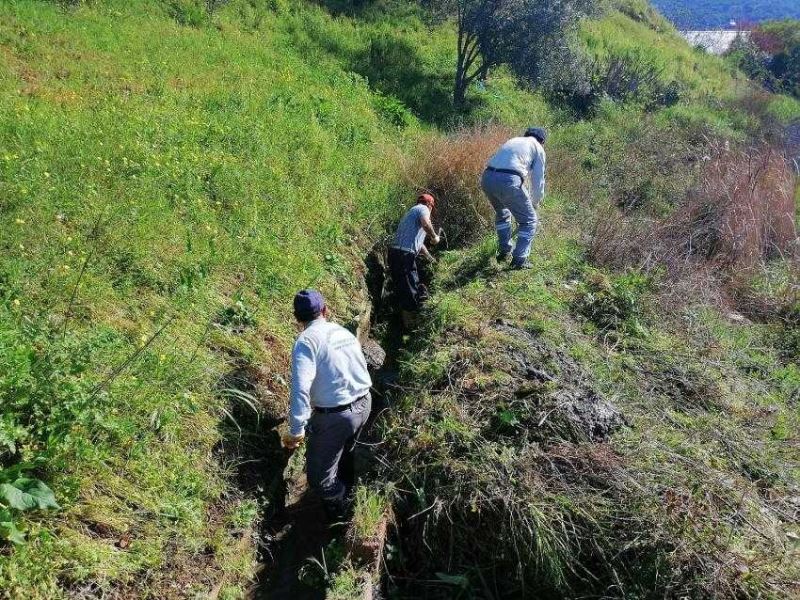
left=388, top=193, right=440, bottom=326
left=281, top=290, right=372, bottom=521
left=482, top=127, right=547, bottom=270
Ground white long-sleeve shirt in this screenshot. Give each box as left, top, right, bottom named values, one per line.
left=487, top=136, right=547, bottom=204
left=289, top=318, right=372, bottom=436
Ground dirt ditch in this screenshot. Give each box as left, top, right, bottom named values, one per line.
left=239, top=246, right=401, bottom=600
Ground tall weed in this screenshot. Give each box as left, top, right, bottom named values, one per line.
left=404, top=125, right=512, bottom=247
left=587, top=144, right=798, bottom=313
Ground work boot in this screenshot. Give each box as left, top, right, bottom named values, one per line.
left=510, top=259, right=533, bottom=270
left=322, top=495, right=350, bottom=527
left=496, top=251, right=510, bottom=263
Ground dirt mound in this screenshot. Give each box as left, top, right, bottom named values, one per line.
left=493, top=320, right=627, bottom=442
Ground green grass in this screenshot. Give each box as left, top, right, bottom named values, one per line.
left=350, top=485, right=389, bottom=543
left=1, top=0, right=797, bottom=597
left=0, top=0, right=419, bottom=595
left=582, top=10, right=745, bottom=101
left=384, top=228, right=799, bottom=597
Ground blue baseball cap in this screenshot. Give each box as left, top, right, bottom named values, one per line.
left=293, top=289, right=325, bottom=322
left=524, top=127, right=548, bottom=144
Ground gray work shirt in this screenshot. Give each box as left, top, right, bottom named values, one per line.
left=289, top=318, right=372, bottom=436
left=393, top=204, right=430, bottom=254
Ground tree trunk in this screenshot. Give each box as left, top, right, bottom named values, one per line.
left=454, top=16, right=468, bottom=110
left=454, top=69, right=468, bottom=110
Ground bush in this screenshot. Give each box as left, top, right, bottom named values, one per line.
left=168, top=0, right=209, bottom=26
left=586, top=143, right=799, bottom=313
left=593, top=48, right=683, bottom=109
left=370, top=93, right=415, bottom=128
left=404, top=125, right=513, bottom=247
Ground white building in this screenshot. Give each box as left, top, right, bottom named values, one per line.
left=680, top=30, right=749, bottom=55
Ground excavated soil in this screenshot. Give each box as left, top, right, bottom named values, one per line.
left=491, top=319, right=627, bottom=443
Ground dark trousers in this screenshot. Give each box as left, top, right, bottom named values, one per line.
left=388, top=247, right=420, bottom=312
left=306, top=394, right=372, bottom=518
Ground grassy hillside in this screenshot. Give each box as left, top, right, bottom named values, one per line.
left=0, top=0, right=419, bottom=596
left=0, top=0, right=797, bottom=598
left=380, top=206, right=798, bottom=597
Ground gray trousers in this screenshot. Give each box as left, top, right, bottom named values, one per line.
left=481, top=169, right=539, bottom=262
left=306, top=394, right=371, bottom=509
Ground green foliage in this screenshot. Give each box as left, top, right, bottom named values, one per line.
left=573, top=268, right=651, bottom=333
left=370, top=92, right=415, bottom=128
left=167, top=0, right=210, bottom=26
left=350, top=485, right=388, bottom=542
left=612, top=0, right=673, bottom=31
left=0, top=0, right=796, bottom=597
left=216, top=294, right=258, bottom=330
left=582, top=11, right=741, bottom=103
left=727, top=20, right=800, bottom=99
left=0, top=0, right=419, bottom=594
left=0, top=472, right=59, bottom=544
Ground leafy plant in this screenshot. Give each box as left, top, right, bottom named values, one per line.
left=572, top=268, right=651, bottom=333
left=0, top=468, right=59, bottom=544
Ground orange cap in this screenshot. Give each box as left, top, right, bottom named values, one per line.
left=418, top=193, right=435, bottom=208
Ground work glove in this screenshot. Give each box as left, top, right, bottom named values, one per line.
left=281, top=432, right=305, bottom=450
left=431, top=234, right=441, bottom=245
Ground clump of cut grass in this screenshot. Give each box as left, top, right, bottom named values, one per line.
left=326, top=562, right=369, bottom=600
left=350, top=485, right=390, bottom=545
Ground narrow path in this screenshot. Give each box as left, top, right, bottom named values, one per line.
left=251, top=247, right=405, bottom=599
left=254, top=469, right=330, bottom=600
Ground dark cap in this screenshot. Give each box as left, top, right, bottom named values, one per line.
left=293, top=289, right=325, bottom=322
left=524, top=127, right=548, bottom=144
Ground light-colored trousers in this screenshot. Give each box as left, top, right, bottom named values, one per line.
left=481, top=169, right=539, bottom=262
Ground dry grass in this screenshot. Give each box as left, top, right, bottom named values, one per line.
left=403, top=125, right=514, bottom=247
left=587, top=144, right=799, bottom=314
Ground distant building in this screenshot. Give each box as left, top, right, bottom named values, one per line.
left=680, top=30, right=749, bottom=55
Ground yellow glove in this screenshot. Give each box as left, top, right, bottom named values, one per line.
left=281, top=432, right=305, bottom=450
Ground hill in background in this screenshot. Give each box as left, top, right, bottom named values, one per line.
left=652, top=0, right=800, bottom=29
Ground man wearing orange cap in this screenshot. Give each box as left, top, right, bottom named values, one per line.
left=388, top=193, right=441, bottom=326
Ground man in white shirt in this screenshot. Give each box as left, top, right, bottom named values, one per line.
left=281, top=289, right=372, bottom=520
left=482, top=127, right=547, bottom=270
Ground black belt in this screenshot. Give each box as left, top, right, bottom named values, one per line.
left=314, top=394, right=367, bottom=414
left=486, top=166, right=525, bottom=180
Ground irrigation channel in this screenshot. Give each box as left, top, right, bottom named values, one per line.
left=228, top=247, right=407, bottom=600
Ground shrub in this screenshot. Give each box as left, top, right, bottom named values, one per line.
left=676, top=144, right=797, bottom=269
left=370, top=93, right=415, bottom=129
left=403, top=125, right=512, bottom=247
left=586, top=143, right=799, bottom=313
left=588, top=47, right=684, bottom=110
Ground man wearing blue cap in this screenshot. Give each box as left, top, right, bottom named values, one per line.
left=482, top=127, right=548, bottom=270
left=281, top=289, right=372, bottom=520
